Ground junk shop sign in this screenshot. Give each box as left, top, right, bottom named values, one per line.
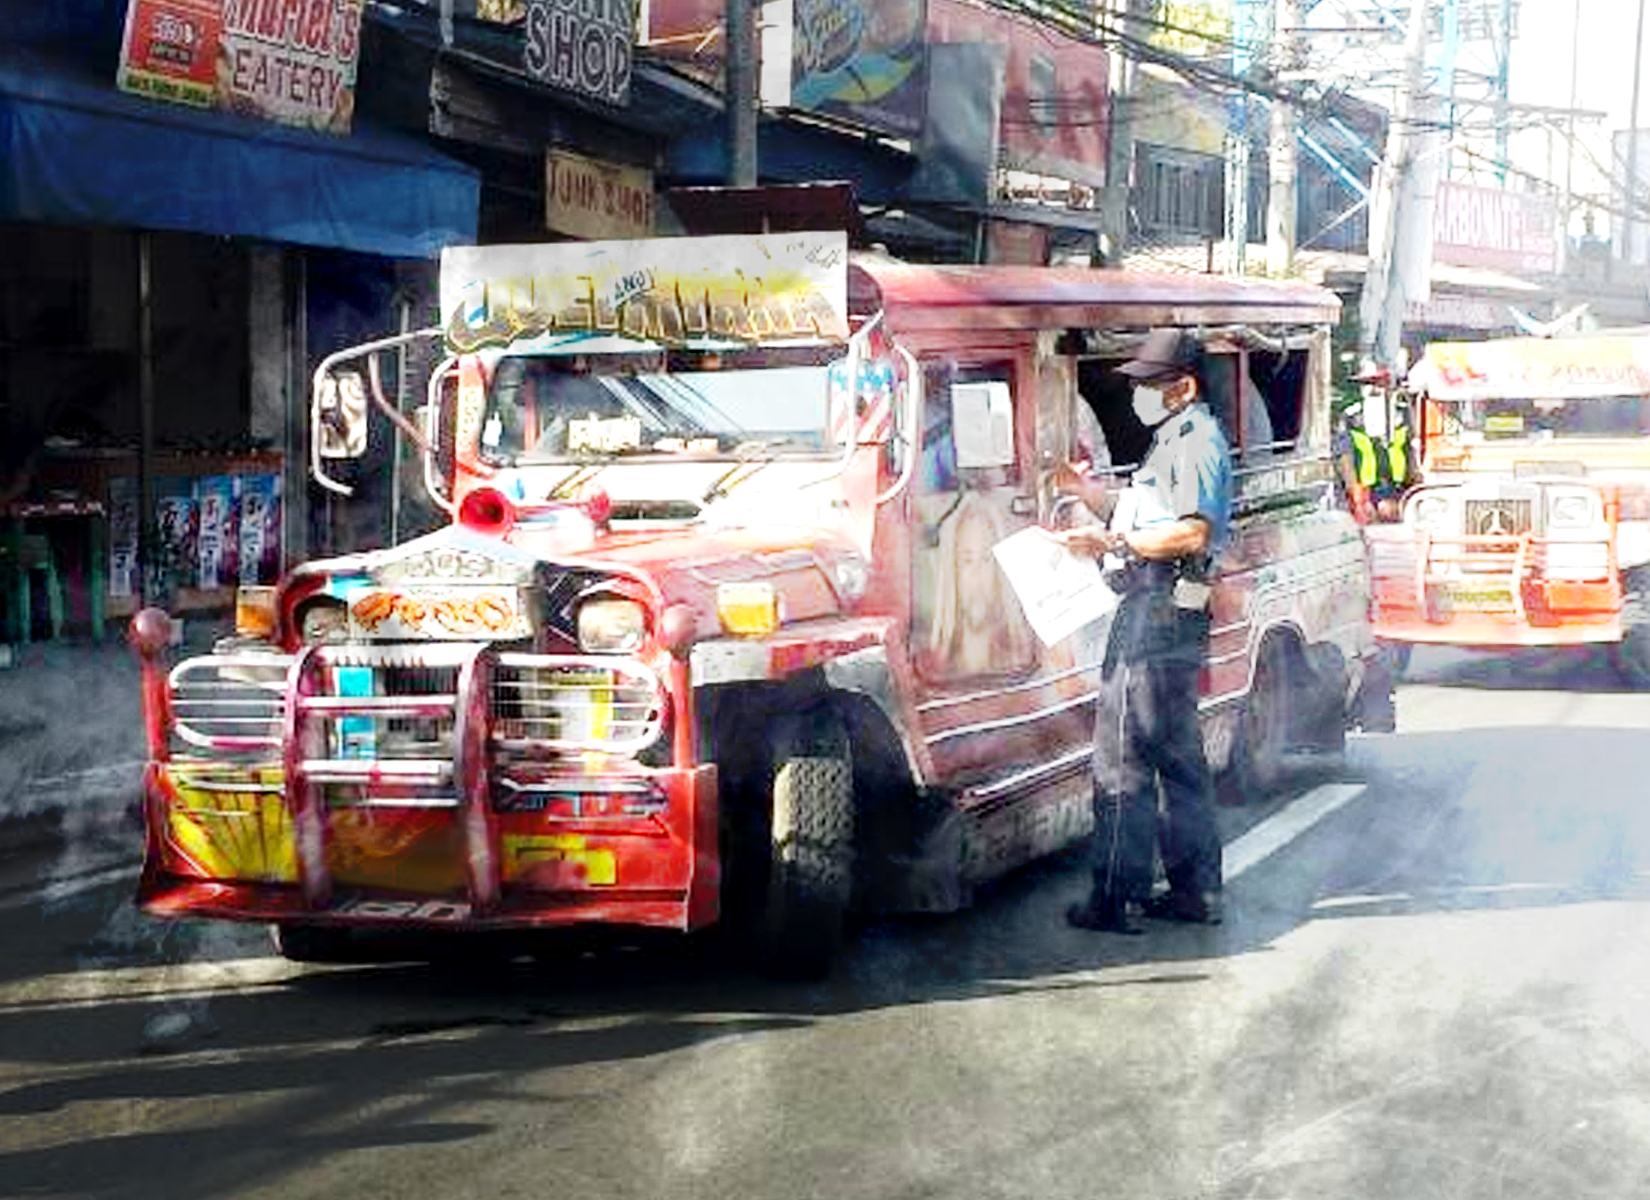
left=525, top=0, right=634, bottom=106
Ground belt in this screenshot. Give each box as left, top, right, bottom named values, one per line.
left=1107, top=559, right=1187, bottom=593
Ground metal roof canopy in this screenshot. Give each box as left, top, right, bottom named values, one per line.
left=850, top=260, right=1342, bottom=339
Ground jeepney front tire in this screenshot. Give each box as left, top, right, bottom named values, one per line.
left=755, top=709, right=855, bottom=980
left=271, top=924, right=356, bottom=963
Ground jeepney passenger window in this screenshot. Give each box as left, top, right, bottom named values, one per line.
left=1076, top=358, right=1151, bottom=469
left=1247, top=348, right=1308, bottom=451
left=918, top=362, right=1019, bottom=493
left=1202, top=352, right=1270, bottom=458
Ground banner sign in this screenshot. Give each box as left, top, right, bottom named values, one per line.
left=117, top=0, right=364, bottom=134
left=1432, top=181, right=1559, bottom=276
left=525, top=0, right=634, bottom=107
left=1412, top=337, right=1650, bottom=402
left=440, top=232, right=850, bottom=353
left=790, top=0, right=927, bottom=137
left=546, top=149, right=654, bottom=240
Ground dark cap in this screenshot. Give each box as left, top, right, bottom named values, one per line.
left=1117, top=329, right=1203, bottom=381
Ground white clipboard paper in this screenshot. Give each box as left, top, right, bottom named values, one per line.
left=991, top=526, right=1120, bottom=648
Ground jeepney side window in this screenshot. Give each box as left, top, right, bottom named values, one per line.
left=913, top=358, right=1038, bottom=683
left=1246, top=347, right=1308, bottom=453
left=918, top=361, right=1020, bottom=494
left=1202, top=350, right=1270, bottom=459
left=1076, top=358, right=1151, bottom=469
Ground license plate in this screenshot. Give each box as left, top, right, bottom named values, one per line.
left=1439, top=583, right=1513, bottom=610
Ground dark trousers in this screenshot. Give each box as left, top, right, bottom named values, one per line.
left=1088, top=635, right=1222, bottom=907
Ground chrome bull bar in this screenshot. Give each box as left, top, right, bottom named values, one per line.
left=165, top=642, right=666, bottom=915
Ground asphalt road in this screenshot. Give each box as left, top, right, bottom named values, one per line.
left=6, top=645, right=1650, bottom=1200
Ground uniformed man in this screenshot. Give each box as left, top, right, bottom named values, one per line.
left=1053, top=329, right=1234, bottom=933
left=1335, top=401, right=1380, bottom=524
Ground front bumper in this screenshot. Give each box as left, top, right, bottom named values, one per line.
left=138, top=760, right=720, bottom=932
left=136, top=641, right=719, bottom=934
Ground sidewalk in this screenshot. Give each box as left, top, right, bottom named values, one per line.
left=0, top=617, right=230, bottom=851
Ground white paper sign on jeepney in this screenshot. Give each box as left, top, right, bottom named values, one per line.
left=991, top=526, right=1119, bottom=648
left=440, top=233, right=850, bottom=354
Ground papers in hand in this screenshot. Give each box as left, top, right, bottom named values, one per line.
left=991, top=525, right=1120, bottom=648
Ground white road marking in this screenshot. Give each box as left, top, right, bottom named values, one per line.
left=1223, top=782, right=1368, bottom=883
left=0, top=862, right=139, bottom=913
left=25, top=762, right=145, bottom=787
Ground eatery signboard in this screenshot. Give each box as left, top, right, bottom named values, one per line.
left=116, top=0, right=365, bottom=135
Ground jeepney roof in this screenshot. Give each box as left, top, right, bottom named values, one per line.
left=1409, top=334, right=1650, bottom=402
left=848, top=258, right=1341, bottom=337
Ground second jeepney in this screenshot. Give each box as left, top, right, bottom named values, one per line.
left=132, top=233, right=1381, bottom=976
left=1369, top=333, right=1650, bottom=682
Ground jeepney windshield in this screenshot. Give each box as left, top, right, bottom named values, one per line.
left=1445, top=395, right=1650, bottom=441
left=477, top=346, right=841, bottom=465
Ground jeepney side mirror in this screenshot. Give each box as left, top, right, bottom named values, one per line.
left=316, top=369, right=369, bottom=459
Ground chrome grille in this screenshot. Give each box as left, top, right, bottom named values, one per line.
left=1463, top=499, right=1533, bottom=538
left=313, top=655, right=460, bottom=762
left=169, top=654, right=292, bottom=757
left=493, top=653, right=664, bottom=755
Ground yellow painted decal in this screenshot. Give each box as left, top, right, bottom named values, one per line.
left=165, top=765, right=295, bottom=883
left=503, top=834, right=618, bottom=886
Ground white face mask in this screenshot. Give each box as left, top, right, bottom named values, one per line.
left=1132, top=385, right=1171, bottom=427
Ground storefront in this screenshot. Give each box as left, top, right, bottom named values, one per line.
left=0, top=29, right=480, bottom=640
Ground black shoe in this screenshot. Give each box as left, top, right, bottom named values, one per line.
left=1142, top=891, right=1223, bottom=925
left=1066, top=901, right=1144, bottom=935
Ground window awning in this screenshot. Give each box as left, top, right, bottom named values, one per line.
left=0, top=46, right=478, bottom=259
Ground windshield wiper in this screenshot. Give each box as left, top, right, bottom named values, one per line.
left=701, top=438, right=798, bottom=504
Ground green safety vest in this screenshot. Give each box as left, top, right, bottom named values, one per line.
left=1349, top=427, right=1379, bottom=488
left=1387, top=423, right=1410, bottom=485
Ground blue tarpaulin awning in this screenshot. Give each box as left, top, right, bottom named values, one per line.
left=0, top=46, right=479, bottom=259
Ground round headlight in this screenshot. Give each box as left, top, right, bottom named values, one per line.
left=1549, top=494, right=1592, bottom=527
left=1413, top=496, right=1450, bottom=529
left=577, top=598, right=647, bottom=653
left=300, top=601, right=349, bottom=645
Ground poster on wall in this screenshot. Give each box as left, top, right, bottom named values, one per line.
left=237, top=474, right=283, bottom=585
left=107, top=476, right=141, bottom=600
left=155, top=479, right=199, bottom=595
left=790, top=0, right=928, bottom=137
left=195, top=475, right=239, bottom=591
left=116, top=0, right=365, bottom=134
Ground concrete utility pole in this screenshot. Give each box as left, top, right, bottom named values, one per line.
left=1558, top=0, right=1581, bottom=277
left=1265, top=0, right=1302, bottom=277
left=1225, top=0, right=1270, bottom=275
left=1358, top=0, right=1431, bottom=390
left=726, top=0, right=758, bottom=187
left=1624, top=0, right=1647, bottom=270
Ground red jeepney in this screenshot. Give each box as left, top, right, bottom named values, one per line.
left=132, top=233, right=1382, bottom=976
left=1369, top=334, right=1650, bottom=681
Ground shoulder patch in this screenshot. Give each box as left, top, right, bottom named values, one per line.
left=1179, top=419, right=1195, bottom=437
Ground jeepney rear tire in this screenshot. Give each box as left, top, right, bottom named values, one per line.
left=271, top=923, right=356, bottom=963
left=754, top=708, right=855, bottom=981
left=1218, top=637, right=1298, bottom=805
